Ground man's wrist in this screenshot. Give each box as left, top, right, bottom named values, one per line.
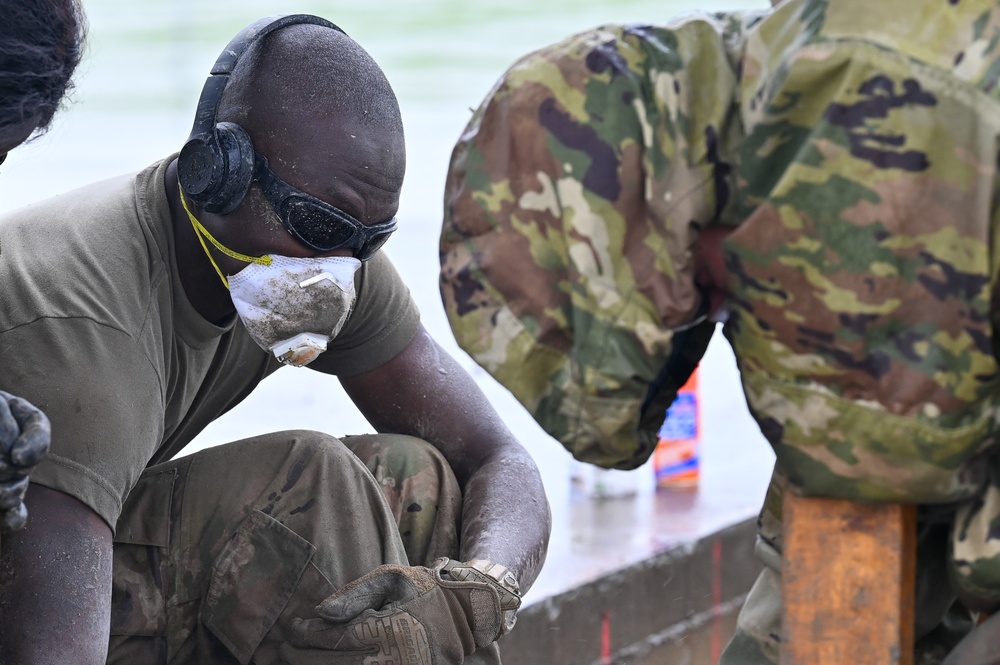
left=439, top=558, right=522, bottom=635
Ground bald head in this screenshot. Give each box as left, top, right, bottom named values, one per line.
left=222, top=24, right=401, bottom=128
left=218, top=23, right=405, bottom=197
left=201, top=22, right=406, bottom=231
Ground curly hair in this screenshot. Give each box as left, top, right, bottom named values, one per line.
left=0, top=0, right=85, bottom=144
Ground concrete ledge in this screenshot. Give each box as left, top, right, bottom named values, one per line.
left=500, top=518, right=760, bottom=664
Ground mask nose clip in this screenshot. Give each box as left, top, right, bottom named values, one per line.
left=299, top=272, right=354, bottom=291
left=299, top=273, right=334, bottom=287
left=298, top=260, right=359, bottom=292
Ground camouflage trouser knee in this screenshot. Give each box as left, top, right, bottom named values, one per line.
left=106, top=430, right=500, bottom=665
left=342, top=433, right=461, bottom=566
left=719, top=469, right=977, bottom=665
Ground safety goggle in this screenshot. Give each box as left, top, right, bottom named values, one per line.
left=254, top=155, right=397, bottom=261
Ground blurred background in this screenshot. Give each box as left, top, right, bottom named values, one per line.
left=0, top=0, right=775, bottom=601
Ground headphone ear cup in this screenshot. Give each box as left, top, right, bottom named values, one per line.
left=177, top=122, right=256, bottom=215
left=201, top=122, right=256, bottom=215
left=177, top=134, right=224, bottom=207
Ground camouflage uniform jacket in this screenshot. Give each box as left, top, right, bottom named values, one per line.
left=441, top=0, right=1000, bottom=507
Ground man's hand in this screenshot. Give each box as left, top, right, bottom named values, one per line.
left=280, top=559, right=521, bottom=665
left=0, top=390, right=51, bottom=531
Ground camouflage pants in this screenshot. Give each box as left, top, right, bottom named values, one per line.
left=719, top=468, right=982, bottom=665
left=106, top=430, right=501, bottom=665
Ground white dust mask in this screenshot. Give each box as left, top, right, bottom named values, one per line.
left=181, top=189, right=361, bottom=367
left=228, top=255, right=360, bottom=366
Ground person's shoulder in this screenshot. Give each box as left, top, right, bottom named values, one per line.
left=0, top=159, right=172, bottom=333
left=502, top=9, right=762, bottom=79
left=2, top=156, right=174, bottom=238
left=748, top=0, right=995, bottom=72
left=0, top=170, right=142, bottom=285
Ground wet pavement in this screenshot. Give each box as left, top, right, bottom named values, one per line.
left=502, top=518, right=760, bottom=664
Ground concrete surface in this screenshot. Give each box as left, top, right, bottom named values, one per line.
left=501, top=446, right=771, bottom=664
left=502, top=518, right=758, bottom=664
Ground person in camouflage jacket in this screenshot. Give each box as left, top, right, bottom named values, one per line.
left=439, top=1, right=1000, bottom=661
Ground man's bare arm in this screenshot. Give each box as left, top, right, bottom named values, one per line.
left=0, top=484, right=113, bottom=665
left=341, top=325, right=551, bottom=592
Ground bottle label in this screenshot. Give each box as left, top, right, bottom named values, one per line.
left=658, top=393, right=698, bottom=441
left=654, top=374, right=700, bottom=489
left=654, top=437, right=699, bottom=488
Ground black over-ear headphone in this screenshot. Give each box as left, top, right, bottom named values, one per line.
left=177, top=14, right=345, bottom=215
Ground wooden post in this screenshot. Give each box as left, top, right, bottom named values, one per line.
left=781, top=493, right=917, bottom=665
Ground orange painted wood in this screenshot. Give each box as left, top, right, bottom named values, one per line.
left=781, top=493, right=916, bottom=665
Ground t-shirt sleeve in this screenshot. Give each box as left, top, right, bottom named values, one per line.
left=309, top=251, right=420, bottom=377
left=0, top=317, right=164, bottom=530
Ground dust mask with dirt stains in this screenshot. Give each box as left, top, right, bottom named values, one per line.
left=228, top=255, right=360, bottom=366
left=181, top=189, right=361, bottom=367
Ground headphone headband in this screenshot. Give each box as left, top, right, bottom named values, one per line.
left=178, top=14, right=345, bottom=214
left=185, top=14, right=345, bottom=147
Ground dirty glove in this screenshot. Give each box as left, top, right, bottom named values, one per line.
left=280, top=558, right=521, bottom=665
left=0, top=391, right=51, bottom=532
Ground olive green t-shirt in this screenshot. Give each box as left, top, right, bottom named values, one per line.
left=0, top=156, right=420, bottom=529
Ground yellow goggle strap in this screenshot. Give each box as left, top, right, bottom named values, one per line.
left=178, top=188, right=272, bottom=289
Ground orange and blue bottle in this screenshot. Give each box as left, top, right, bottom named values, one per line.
left=653, top=369, right=700, bottom=490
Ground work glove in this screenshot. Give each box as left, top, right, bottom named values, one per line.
left=0, top=390, right=51, bottom=532
left=280, top=558, right=521, bottom=665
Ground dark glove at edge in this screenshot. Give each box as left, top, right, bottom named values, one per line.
left=0, top=390, right=51, bottom=533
